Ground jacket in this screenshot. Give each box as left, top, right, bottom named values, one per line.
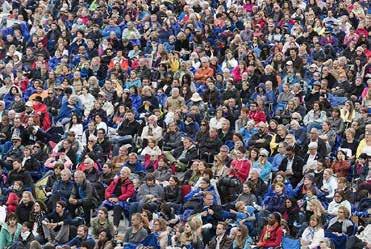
left=52, top=180, right=74, bottom=202
left=8, top=169, right=33, bottom=189
left=331, top=160, right=351, bottom=177
left=208, top=234, right=233, bottom=249
left=0, top=223, right=22, bottom=249
left=229, top=159, right=251, bottom=183
left=66, top=234, right=96, bottom=248
left=173, top=145, right=199, bottom=165
left=258, top=224, right=283, bottom=248
left=279, top=155, right=304, bottom=187
left=194, top=66, right=214, bottom=83
left=15, top=201, right=34, bottom=224
left=105, top=178, right=135, bottom=201
left=71, top=180, right=98, bottom=207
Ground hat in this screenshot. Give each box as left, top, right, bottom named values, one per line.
left=190, top=92, right=203, bottom=102
left=25, top=101, right=33, bottom=107
left=309, top=64, right=318, bottom=69
left=11, top=134, right=21, bottom=140
left=308, top=142, right=318, bottom=149
left=286, top=60, right=293, bottom=66
left=259, top=149, right=269, bottom=157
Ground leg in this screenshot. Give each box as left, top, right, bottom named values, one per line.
left=55, top=225, right=70, bottom=243
left=113, top=204, right=124, bottom=227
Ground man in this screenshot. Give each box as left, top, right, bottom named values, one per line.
left=248, top=122, right=271, bottom=151
left=42, top=201, right=72, bottom=244
left=165, top=87, right=185, bottom=112
left=303, top=142, right=322, bottom=174
left=165, top=136, right=198, bottom=172
left=194, top=56, right=214, bottom=84
left=218, top=119, right=233, bottom=144
left=8, top=158, right=33, bottom=190
left=104, top=167, right=135, bottom=230
left=64, top=225, right=95, bottom=249
left=304, top=128, right=327, bottom=158
left=134, top=173, right=164, bottom=213
left=69, top=171, right=98, bottom=226
left=207, top=221, right=233, bottom=249
left=199, top=128, right=223, bottom=163
left=193, top=192, right=224, bottom=244
left=113, top=110, right=141, bottom=153
left=279, top=145, right=304, bottom=188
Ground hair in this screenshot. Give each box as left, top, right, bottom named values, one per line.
left=338, top=205, right=350, bottom=218
left=21, top=191, right=35, bottom=203
left=56, top=200, right=66, bottom=209
left=310, top=214, right=322, bottom=227
left=154, top=218, right=167, bottom=231
left=235, top=224, right=249, bottom=248
left=78, top=224, right=89, bottom=233
left=6, top=213, right=17, bottom=223
left=98, top=207, right=108, bottom=217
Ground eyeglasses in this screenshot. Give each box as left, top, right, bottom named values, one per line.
left=259, top=154, right=267, bottom=157
left=33, top=146, right=40, bottom=148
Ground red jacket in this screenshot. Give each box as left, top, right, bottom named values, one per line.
left=258, top=224, right=283, bottom=248
left=105, top=177, right=135, bottom=201
left=230, top=159, right=251, bottom=182
left=249, top=110, right=266, bottom=123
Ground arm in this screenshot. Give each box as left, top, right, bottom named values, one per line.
left=261, top=227, right=283, bottom=247
left=118, top=183, right=135, bottom=201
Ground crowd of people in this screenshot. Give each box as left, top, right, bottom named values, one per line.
left=0, top=0, right=370, bottom=248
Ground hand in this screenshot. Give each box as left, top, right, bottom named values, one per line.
left=201, top=211, right=208, bottom=217
left=207, top=209, right=214, bottom=215
left=69, top=198, right=78, bottom=205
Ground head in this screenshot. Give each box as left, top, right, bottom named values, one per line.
left=74, top=170, right=86, bottom=184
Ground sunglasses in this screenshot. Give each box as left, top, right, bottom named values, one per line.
left=259, top=154, right=267, bottom=157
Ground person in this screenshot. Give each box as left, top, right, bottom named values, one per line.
left=256, top=212, right=283, bottom=248
left=123, top=213, right=148, bottom=245
left=69, top=171, right=98, bottom=226
left=327, top=191, right=352, bottom=217
left=321, top=168, right=338, bottom=200
left=15, top=191, right=35, bottom=224
left=94, top=229, right=114, bottom=249
left=279, top=145, right=304, bottom=188
left=207, top=221, right=233, bottom=249
left=90, top=208, right=114, bottom=239
left=301, top=215, right=325, bottom=249
left=42, top=201, right=72, bottom=244
left=326, top=206, right=354, bottom=248
left=103, top=167, right=135, bottom=230
left=232, top=224, right=253, bottom=249
left=64, top=225, right=95, bottom=249
left=0, top=213, right=22, bottom=249
left=12, top=221, right=35, bottom=249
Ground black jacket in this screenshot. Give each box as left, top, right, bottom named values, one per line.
left=208, top=234, right=233, bottom=249
left=173, top=145, right=199, bottom=164
left=279, top=155, right=305, bottom=188
left=164, top=185, right=182, bottom=204
left=15, top=201, right=34, bottom=224
left=8, top=169, right=33, bottom=188
left=117, top=119, right=141, bottom=137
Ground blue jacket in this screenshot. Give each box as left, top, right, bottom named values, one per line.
left=56, top=101, right=83, bottom=122
left=52, top=180, right=74, bottom=202
left=66, top=235, right=95, bottom=248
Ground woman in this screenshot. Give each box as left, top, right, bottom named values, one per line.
left=321, top=168, right=338, bottom=200
left=229, top=147, right=251, bottom=183
left=340, top=101, right=356, bottom=127
left=172, top=218, right=203, bottom=249
left=248, top=148, right=259, bottom=165
left=0, top=213, right=22, bottom=249
left=188, top=160, right=208, bottom=186
left=123, top=213, right=148, bottom=245
left=140, top=137, right=162, bottom=170
left=65, top=113, right=83, bottom=142
left=331, top=150, right=351, bottom=177
left=94, top=229, right=114, bottom=249
left=252, top=149, right=272, bottom=183
left=164, top=176, right=182, bottom=206
left=29, top=201, right=47, bottom=238
left=151, top=218, right=169, bottom=249
left=301, top=215, right=325, bottom=249
left=15, top=191, right=35, bottom=224
left=306, top=199, right=326, bottom=224
left=79, top=86, right=96, bottom=117
left=303, top=101, right=327, bottom=131
left=232, top=224, right=253, bottom=249
left=326, top=206, right=353, bottom=248
left=212, top=154, right=229, bottom=179
left=270, top=124, right=288, bottom=155
left=281, top=198, right=300, bottom=233
left=327, top=191, right=352, bottom=217
left=340, top=128, right=358, bottom=159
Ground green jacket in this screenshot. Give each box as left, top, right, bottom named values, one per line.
left=0, top=223, right=22, bottom=249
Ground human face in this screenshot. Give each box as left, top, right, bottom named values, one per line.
left=56, top=203, right=64, bottom=214
left=310, top=218, right=318, bottom=227
left=98, top=231, right=107, bottom=241
left=98, top=210, right=107, bottom=220
left=267, top=214, right=276, bottom=225
left=120, top=169, right=129, bottom=180
left=61, top=171, right=69, bottom=181
left=77, top=226, right=86, bottom=238
left=74, top=173, right=84, bottom=184
left=22, top=193, right=31, bottom=203
left=8, top=218, right=17, bottom=226
left=216, top=224, right=225, bottom=236
left=203, top=194, right=214, bottom=206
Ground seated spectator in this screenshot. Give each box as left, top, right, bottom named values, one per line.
left=301, top=215, right=325, bottom=249
left=164, top=136, right=198, bottom=172
left=42, top=201, right=72, bottom=244
left=256, top=212, right=283, bottom=248
left=15, top=191, right=35, bottom=224
left=104, top=167, right=135, bottom=229
left=321, top=168, right=338, bottom=200
left=252, top=149, right=272, bottom=183
left=207, top=221, right=233, bottom=249
left=331, top=150, right=351, bottom=178
left=327, top=191, right=352, bottom=217
left=64, top=225, right=95, bottom=249
left=0, top=213, right=22, bottom=249
left=123, top=213, right=148, bottom=245
left=69, top=171, right=98, bottom=226
left=91, top=207, right=114, bottom=239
